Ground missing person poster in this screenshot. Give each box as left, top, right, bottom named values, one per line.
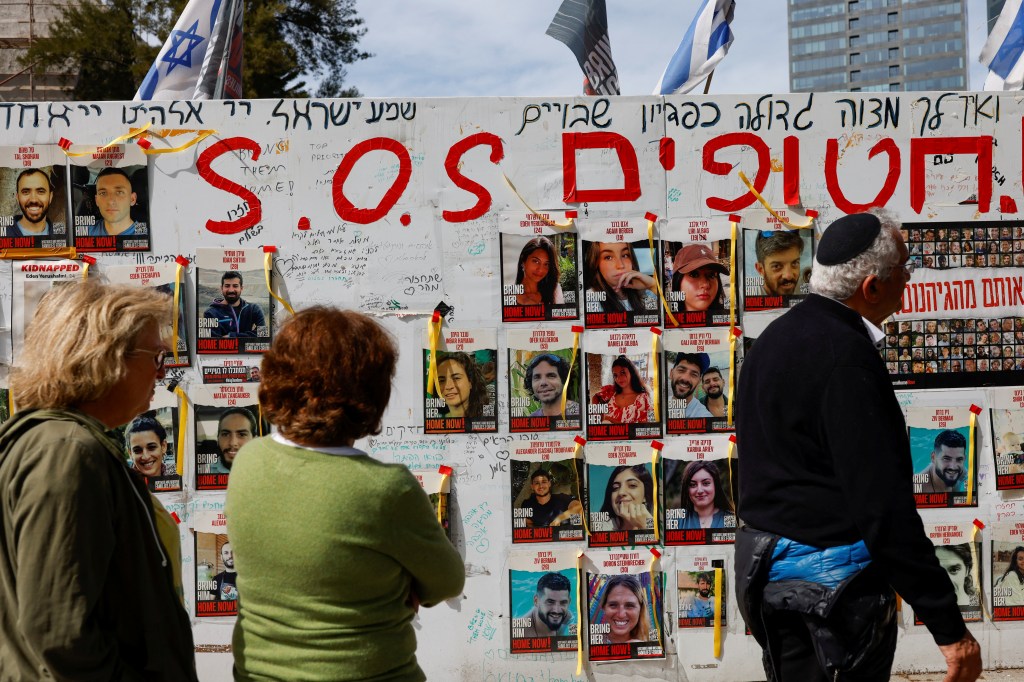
left=662, top=436, right=737, bottom=546
left=510, top=439, right=585, bottom=544
left=662, top=237, right=732, bottom=329
left=509, top=548, right=579, bottom=654
left=585, top=550, right=664, bottom=661
left=989, top=388, right=1024, bottom=490
left=585, top=329, right=661, bottom=442
left=193, top=510, right=238, bottom=617
left=105, top=263, right=189, bottom=368
left=499, top=214, right=579, bottom=322
left=579, top=216, right=660, bottom=329
left=677, top=556, right=726, bottom=628
left=507, top=328, right=582, bottom=433
left=907, top=406, right=976, bottom=508
left=587, top=441, right=658, bottom=548
left=118, top=387, right=181, bottom=493
left=917, top=522, right=982, bottom=624
left=412, top=468, right=452, bottom=540
left=200, top=360, right=262, bottom=384
left=664, top=327, right=734, bottom=435
left=992, top=519, right=1024, bottom=621
left=0, top=145, right=67, bottom=249
left=12, top=259, right=82, bottom=362
left=193, top=385, right=266, bottom=491
left=69, top=144, right=150, bottom=252
left=742, top=228, right=812, bottom=312
left=422, top=327, right=497, bottom=434
left=195, top=248, right=272, bottom=354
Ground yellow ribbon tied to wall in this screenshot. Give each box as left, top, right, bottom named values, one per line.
left=562, top=326, right=584, bottom=420
left=80, top=254, right=95, bottom=280
left=0, top=247, right=76, bottom=260
left=728, top=215, right=739, bottom=329
left=427, top=311, right=443, bottom=397
left=728, top=327, right=741, bottom=427
left=57, top=122, right=152, bottom=158
left=262, top=246, right=295, bottom=315
left=650, top=327, right=662, bottom=421
left=714, top=566, right=724, bottom=658
left=502, top=174, right=575, bottom=229
left=967, top=404, right=982, bottom=505
left=648, top=549, right=664, bottom=652
left=727, top=435, right=737, bottom=515
left=647, top=215, right=680, bottom=327
left=170, top=384, right=189, bottom=476
left=572, top=436, right=590, bottom=537
left=651, top=441, right=663, bottom=543
left=736, top=171, right=817, bottom=230
left=172, top=255, right=189, bottom=365
left=575, top=550, right=585, bottom=675
left=437, top=465, right=453, bottom=526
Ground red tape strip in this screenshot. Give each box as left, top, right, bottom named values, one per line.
left=969, top=404, right=982, bottom=415
left=565, top=210, right=578, bottom=219
left=973, top=519, right=985, bottom=530
left=81, top=254, right=97, bottom=265
left=136, top=138, right=152, bottom=150
left=650, top=326, right=662, bottom=336
left=729, top=434, right=737, bottom=443
left=574, top=435, right=587, bottom=446
left=644, top=211, right=658, bottom=223
left=805, top=209, right=819, bottom=218
left=431, top=310, right=441, bottom=322
left=731, top=327, right=743, bottom=337
left=170, top=512, right=181, bottom=524
left=174, top=255, right=190, bottom=267
left=571, top=325, right=584, bottom=333
left=58, top=137, right=72, bottom=150
left=261, top=245, right=277, bottom=253
left=649, top=547, right=662, bottom=559
left=438, top=465, right=453, bottom=476
left=728, top=214, right=742, bottom=223
left=650, top=440, right=664, bottom=451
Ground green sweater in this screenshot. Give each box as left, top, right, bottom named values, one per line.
left=226, top=436, right=465, bottom=682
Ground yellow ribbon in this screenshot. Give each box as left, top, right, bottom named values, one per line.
left=648, top=551, right=664, bottom=652
left=81, top=260, right=90, bottom=280
left=427, top=313, right=443, bottom=397
left=572, top=437, right=590, bottom=537
left=437, top=467, right=452, bottom=526
left=647, top=219, right=680, bottom=327
left=967, top=408, right=979, bottom=505
left=0, top=247, right=77, bottom=260
left=651, top=329, right=661, bottom=422
left=263, top=250, right=295, bottom=315
left=727, top=329, right=738, bottom=427
left=727, top=436, right=737, bottom=515
left=651, top=445, right=661, bottom=542
left=58, top=123, right=153, bottom=157
left=713, top=567, right=723, bottom=658
left=562, top=327, right=582, bottom=420
left=257, top=403, right=264, bottom=437
left=172, top=385, right=189, bottom=477
left=737, top=171, right=816, bottom=229
left=729, top=218, right=738, bottom=329
left=172, top=259, right=185, bottom=365
left=575, top=551, right=585, bottom=675
left=140, top=129, right=216, bottom=155
left=502, top=173, right=574, bottom=229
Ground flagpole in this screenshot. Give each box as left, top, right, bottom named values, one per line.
left=213, top=0, right=240, bottom=99
left=703, top=71, right=715, bottom=94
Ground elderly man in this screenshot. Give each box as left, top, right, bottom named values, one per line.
left=735, top=211, right=980, bottom=682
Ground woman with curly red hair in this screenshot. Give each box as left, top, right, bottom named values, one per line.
left=226, top=306, right=464, bottom=681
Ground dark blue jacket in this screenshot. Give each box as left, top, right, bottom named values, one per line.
left=203, top=298, right=265, bottom=338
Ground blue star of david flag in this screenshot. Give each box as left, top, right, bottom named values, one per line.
left=981, top=0, right=1024, bottom=90
left=134, top=0, right=243, bottom=100
left=653, top=0, right=735, bottom=95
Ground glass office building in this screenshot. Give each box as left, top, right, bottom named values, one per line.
left=788, top=0, right=969, bottom=92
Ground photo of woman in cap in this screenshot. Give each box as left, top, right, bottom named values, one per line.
left=671, top=243, right=728, bottom=313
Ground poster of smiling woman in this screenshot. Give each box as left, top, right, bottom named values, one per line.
left=422, top=326, right=497, bottom=434
left=585, top=549, right=664, bottom=662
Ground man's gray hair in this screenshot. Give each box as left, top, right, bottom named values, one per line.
left=810, top=209, right=904, bottom=301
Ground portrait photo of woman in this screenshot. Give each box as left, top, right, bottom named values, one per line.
left=668, top=242, right=729, bottom=316
left=676, top=460, right=735, bottom=530
left=596, top=464, right=654, bottom=532
left=124, top=413, right=173, bottom=479
left=590, top=355, right=652, bottom=425
left=583, top=240, right=658, bottom=325
left=514, top=236, right=563, bottom=306
left=994, top=545, right=1024, bottom=607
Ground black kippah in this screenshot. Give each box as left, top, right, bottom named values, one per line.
left=816, top=213, right=882, bottom=265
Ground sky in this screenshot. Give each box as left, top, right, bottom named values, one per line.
left=345, top=0, right=993, bottom=98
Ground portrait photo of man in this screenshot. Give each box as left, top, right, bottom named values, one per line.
left=520, top=572, right=574, bottom=637
left=203, top=271, right=267, bottom=338
left=916, top=430, right=968, bottom=493
left=519, top=467, right=583, bottom=528
left=669, top=352, right=713, bottom=418
left=208, top=407, right=257, bottom=474
left=89, top=167, right=140, bottom=237
left=525, top=353, right=579, bottom=418
left=214, top=541, right=238, bottom=601
left=10, top=168, right=54, bottom=238
left=753, top=230, right=805, bottom=296
left=699, top=366, right=729, bottom=418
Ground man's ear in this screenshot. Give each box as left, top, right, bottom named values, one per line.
left=754, top=262, right=765, bottom=277
left=861, top=274, right=881, bottom=302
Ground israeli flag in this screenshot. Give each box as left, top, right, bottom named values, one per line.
left=134, top=0, right=231, bottom=100
left=980, top=0, right=1024, bottom=90
left=654, top=0, right=735, bottom=95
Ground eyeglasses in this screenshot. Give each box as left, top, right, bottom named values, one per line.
left=900, top=260, right=916, bottom=277
left=128, top=348, right=168, bottom=370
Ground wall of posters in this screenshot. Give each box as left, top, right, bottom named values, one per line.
left=585, top=550, right=664, bottom=662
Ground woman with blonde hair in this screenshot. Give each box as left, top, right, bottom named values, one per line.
left=0, top=280, right=196, bottom=680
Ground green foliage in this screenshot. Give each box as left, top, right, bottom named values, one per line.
left=24, top=0, right=369, bottom=100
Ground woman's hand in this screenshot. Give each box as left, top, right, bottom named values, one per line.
left=616, top=271, right=656, bottom=292
left=615, top=500, right=652, bottom=530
